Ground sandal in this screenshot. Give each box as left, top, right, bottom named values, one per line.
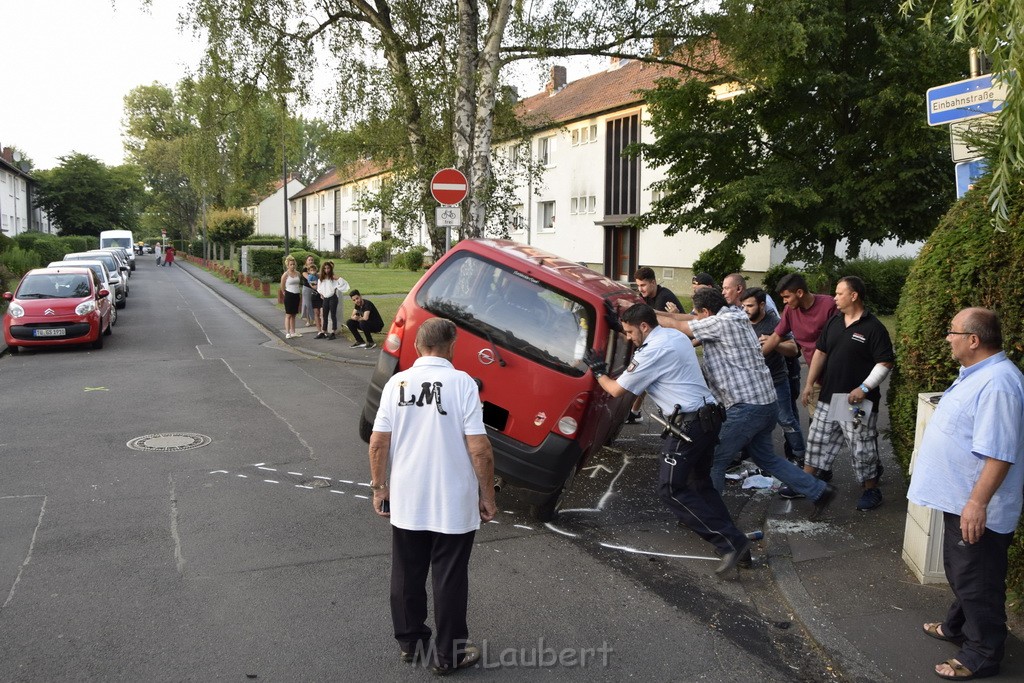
left=935, top=658, right=975, bottom=680
left=923, top=622, right=964, bottom=645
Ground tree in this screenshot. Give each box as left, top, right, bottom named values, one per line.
left=33, top=154, right=145, bottom=236
left=181, top=0, right=712, bottom=256
left=207, top=208, right=256, bottom=245
left=634, top=0, right=966, bottom=267
left=901, top=0, right=1024, bottom=230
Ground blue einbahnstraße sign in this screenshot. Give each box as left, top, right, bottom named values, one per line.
left=926, top=74, right=1008, bottom=126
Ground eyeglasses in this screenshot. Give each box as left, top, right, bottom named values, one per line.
left=945, top=330, right=973, bottom=337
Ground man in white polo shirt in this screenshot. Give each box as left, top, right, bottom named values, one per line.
left=369, top=318, right=497, bottom=675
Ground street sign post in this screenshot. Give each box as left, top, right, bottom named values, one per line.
left=926, top=74, right=1007, bottom=126
left=430, top=168, right=469, bottom=205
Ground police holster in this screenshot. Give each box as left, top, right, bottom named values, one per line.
left=697, top=403, right=726, bottom=432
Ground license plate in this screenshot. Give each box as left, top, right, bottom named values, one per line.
left=34, top=328, right=66, bottom=337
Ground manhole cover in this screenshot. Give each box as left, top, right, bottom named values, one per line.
left=127, top=433, right=212, bottom=452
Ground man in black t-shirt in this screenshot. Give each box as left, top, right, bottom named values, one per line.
left=347, top=290, right=385, bottom=349
left=802, top=276, right=894, bottom=511
left=628, top=267, right=685, bottom=423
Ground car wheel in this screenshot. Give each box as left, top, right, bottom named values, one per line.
left=110, top=306, right=117, bottom=326
left=359, top=414, right=374, bottom=443
left=91, top=331, right=104, bottom=349
left=7, top=345, right=19, bottom=354
left=104, top=317, right=113, bottom=336
left=116, top=298, right=126, bottom=309
left=529, top=467, right=577, bottom=523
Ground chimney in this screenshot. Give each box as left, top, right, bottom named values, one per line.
left=1, top=147, right=14, bottom=164
left=545, top=65, right=567, bottom=94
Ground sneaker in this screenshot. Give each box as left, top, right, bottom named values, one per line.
left=364, top=342, right=376, bottom=350
left=625, top=410, right=643, bottom=424
left=856, top=487, right=883, bottom=511
left=315, top=332, right=327, bottom=339
left=285, top=333, right=294, bottom=339
left=328, top=333, right=336, bottom=340
left=431, top=643, right=481, bottom=676
left=350, top=342, right=365, bottom=348
left=778, top=485, right=805, bottom=500
left=293, top=332, right=302, bottom=338
left=810, top=484, right=837, bottom=520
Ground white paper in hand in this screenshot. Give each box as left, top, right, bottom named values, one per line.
left=828, top=393, right=873, bottom=422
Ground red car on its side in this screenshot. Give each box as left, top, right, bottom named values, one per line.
left=359, top=239, right=642, bottom=520
left=3, top=267, right=113, bottom=353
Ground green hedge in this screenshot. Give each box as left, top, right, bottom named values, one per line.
left=888, top=176, right=1024, bottom=610
left=340, top=244, right=369, bottom=263
left=13, top=233, right=71, bottom=265
left=250, top=248, right=287, bottom=280
left=761, top=257, right=911, bottom=315
left=691, top=244, right=744, bottom=283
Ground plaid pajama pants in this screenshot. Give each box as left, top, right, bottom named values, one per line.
left=804, top=400, right=881, bottom=483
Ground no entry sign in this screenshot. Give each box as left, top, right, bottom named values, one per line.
left=430, top=168, right=468, bottom=205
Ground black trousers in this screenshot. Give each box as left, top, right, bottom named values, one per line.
left=391, top=527, right=476, bottom=667
left=941, top=512, right=1014, bottom=675
left=346, top=319, right=380, bottom=343
left=658, top=420, right=748, bottom=555
left=322, top=295, right=339, bottom=332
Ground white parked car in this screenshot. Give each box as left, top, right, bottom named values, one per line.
left=48, top=260, right=118, bottom=326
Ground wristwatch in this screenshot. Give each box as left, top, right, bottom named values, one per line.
left=370, top=482, right=388, bottom=490
left=859, top=383, right=870, bottom=393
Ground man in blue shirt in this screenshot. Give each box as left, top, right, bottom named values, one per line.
left=908, top=308, right=1024, bottom=681
left=584, top=303, right=750, bottom=576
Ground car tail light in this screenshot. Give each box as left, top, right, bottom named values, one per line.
left=383, top=306, right=407, bottom=357
left=554, top=392, right=590, bottom=436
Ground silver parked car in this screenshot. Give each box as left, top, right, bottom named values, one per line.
left=62, top=252, right=128, bottom=307
left=48, top=260, right=118, bottom=325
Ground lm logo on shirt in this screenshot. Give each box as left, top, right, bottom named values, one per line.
left=397, top=381, right=448, bottom=415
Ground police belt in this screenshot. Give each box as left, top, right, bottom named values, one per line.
left=668, top=409, right=704, bottom=426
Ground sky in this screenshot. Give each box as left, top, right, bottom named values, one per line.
left=3, top=1, right=604, bottom=173
left=4, top=0, right=207, bottom=171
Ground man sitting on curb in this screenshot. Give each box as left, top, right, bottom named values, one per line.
left=347, top=290, right=385, bottom=349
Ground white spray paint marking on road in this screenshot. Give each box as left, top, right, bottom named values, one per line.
left=598, top=542, right=717, bottom=562
left=168, top=476, right=186, bottom=575
left=237, top=474, right=248, bottom=478
left=220, top=357, right=315, bottom=459
left=209, top=470, right=229, bottom=474
left=514, top=525, right=533, bottom=531
left=544, top=523, right=578, bottom=538
left=354, top=494, right=369, bottom=500
left=313, top=476, right=332, bottom=481
left=264, top=479, right=279, bottom=484
left=257, top=466, right=277, bottom=472
left=330, top=490, right=345, bottom=495
left=295, top=485, right=314, bottom=489
left=2, top=495, right=47, bottom=609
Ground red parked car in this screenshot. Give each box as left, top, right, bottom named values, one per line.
left=359, top=239, right=642, bottom=520
left=3, top=267, right=113, bottom=353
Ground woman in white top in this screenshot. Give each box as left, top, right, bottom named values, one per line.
left=279, top=256, right=303, bottom=338
left=316, top=260, right=350, bottom=340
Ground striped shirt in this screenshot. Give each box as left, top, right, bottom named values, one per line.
left=689, top=307, right=777, bottom=409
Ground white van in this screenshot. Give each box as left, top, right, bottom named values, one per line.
left=99, top=230, right=136, bottom=270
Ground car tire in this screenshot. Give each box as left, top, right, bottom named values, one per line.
left=104, top=318, right=113, bottom=336
left=7, top=345, right=19, bottom=354
left=116, top=298, right=126, bottom=309
left=529, top=467, right=577, bottom=523
left=91, top=332, right=104, bottom=349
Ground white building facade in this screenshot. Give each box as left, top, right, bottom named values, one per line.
left=1, top=148, right=54, bottom=237
left=244, top=176, right=306, bottom=238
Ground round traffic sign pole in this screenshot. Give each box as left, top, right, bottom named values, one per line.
left=430, top=168, right=469, bottom=205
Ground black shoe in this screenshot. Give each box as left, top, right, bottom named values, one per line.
left=315, top=332, right=327, bottom=339
left=818, top=469, right=834, bottom=483
left=810, top=484, right=837, bottom=520
left=431, top=643, right=481, bottom=676
left=716, top=540, right=751, bottom=576
left=328, top=332, right=336, bottom=340
left=737, top=548, right=753, bottom=569
left=625, top=410, right=643, bottom=424
left=778, top=485, right=805, bottom=500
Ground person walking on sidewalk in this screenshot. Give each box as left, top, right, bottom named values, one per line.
left=800, top=276, right=893, bottom=511
left=909, top=308, right=1024, bottom=682
left=279, top=256, right=303, bottom=339
left=368, top=318, right=496, bottom=674
left=627, top=266, right=684, bottom=424
left=583, top=303, right=751, bottom=576
left=163, top=244, right=175, bottom=267
left=347, top=290, right=384, bottom=349
left=316, top=261, right=349, bottom=340
left=657, top=289, right=836, bottom=518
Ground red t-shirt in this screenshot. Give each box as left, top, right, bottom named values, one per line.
left=774, top=294, right=837, bottom=365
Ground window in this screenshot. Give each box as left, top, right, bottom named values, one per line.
left=571, top=129, right=579, bottom=146
left=589, top=124, right=598, bottom=142
left=587, top=196, right=597, bottom=213
left=538, top=201, right=555, bottom=231
left=539, top=135, right=555, bottom=166
left=510, top=204, right=524, bottom=233
left=320, top=195, right=325, bottom=208
left=570, top=197, right=579, bottom=214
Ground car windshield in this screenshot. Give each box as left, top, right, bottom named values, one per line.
left=51, top=262, right=105, bottom=282
left=104, top=238, right=132, bottom=249
left=69, top=254, right=118, bottom=273
left=17, top=273, right=92, bottom=299
left=416, top=252, right=593, bottom=376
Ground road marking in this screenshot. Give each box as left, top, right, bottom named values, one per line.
left=598, top=542, right=717, bottom=562
left=295, top=485, right=314, bottom=489
left=264, top=479, right=279, bottom=484
left=258, top=466, right=277, bottom=472
left=288, top=471, right=303, bottom=476
left=354, top=494, right=368, bottom=500
left=513, top=524, right=533, bottom=531
left=330, top=490, right=345, bottom=495
left=339, top=479, right=353, bottom=484
left=237, top=474, right=248, bottom=478
left=83, top=387, right=108, bottom=392
left=169, top=476, right=185, bottom=575
left=313, top=476, right=332, bottom=481
left=209, top=470, right=229, bottom=474
left=357, top=482, right=371, bottom=487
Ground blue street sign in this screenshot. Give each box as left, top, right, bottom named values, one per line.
left=926, top=74, right=1007, bottom=126
left=955, top=160, right=987, bottom=199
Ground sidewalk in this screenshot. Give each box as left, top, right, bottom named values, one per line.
left=159, top=262, right=1024, bottom=680
left=176, top=259, right=387, bottom=367
left=749, top=442, right=1024, bottom=681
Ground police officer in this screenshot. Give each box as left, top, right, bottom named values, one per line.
left=584, top=303, right=750, bottom=575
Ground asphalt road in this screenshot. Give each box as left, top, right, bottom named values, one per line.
left=0, top=258, right=833, bottom=681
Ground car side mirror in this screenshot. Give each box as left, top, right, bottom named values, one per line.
left=98, top=289, right=109, bottom=298
left=2, top=292, right=12, bottom=301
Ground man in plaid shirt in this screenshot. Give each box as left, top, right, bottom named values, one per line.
left=659, top=289, right=836, bottom=519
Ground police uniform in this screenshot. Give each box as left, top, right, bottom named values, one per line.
left=617, top=325, right=748, bottom=556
